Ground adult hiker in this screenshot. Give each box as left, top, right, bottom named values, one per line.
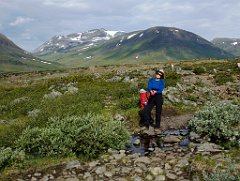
left=144, top=69, right=165, bottom=132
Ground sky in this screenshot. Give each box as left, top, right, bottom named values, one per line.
left=0, top=0, right=240, bottom=51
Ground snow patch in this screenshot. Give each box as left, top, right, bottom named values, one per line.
left=139, top=33, right=144, bottom=38
left=40, top=61, right=52, bottom=65
left=71, top=34, right=82, bottom=41
left=231, top=42, right=238, bottom=45
left=127, top=33, right=137, bottom=39
left=155, top=30, right=160, bottom=33
left=84, top=56, right=92, bottom=60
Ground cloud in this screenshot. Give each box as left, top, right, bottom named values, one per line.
left=42, top=0, right=88, bottom=8
left=10, top=16, right=34, bottom=26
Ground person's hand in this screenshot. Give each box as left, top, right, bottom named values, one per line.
left=150, top=90, right=156, bottom=95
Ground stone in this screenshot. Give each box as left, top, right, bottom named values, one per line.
left=33, top=173, right=42, bottom=177
left=88, top=160, right=99, bottom=168
left=133, top=176, right=143, bottom=181
left=113, top=153, right=125, bottom=160
left=121, top=167, right=132, bottom=174
left=197, top=142, right=222, bottom=152
left=146, top=174, right=154, bottom=180
left=134, top=167, right=143, bottom=174
left=113, top=114, right=125, bottom=121
left=163, top=135, right=180, bottom=143
left=31, top=177, right=38, bottom=181
left=182, top=99, right=197, bottom=106
left=167, top=94, right=181, bottom=103
left=65, top=178, right=79, bottom=181
left=149, top=167, right=164, bottom=176
left=166, top=172, right=178, bottom=180
left=65, top=160, right=81, bottom=170
left=65, top=86, right=78, bottom=94
left=43, top=90, right=62, bottom=99
left=133, top=138, right=141, bottom=146
left=134, top=156, right=151, bottom=165
left=28, top=109, right=41, bottom=118
left=155, top=175, right=166, bottom=181
left=189, top=132, right=200, bottom=141
left=165, top=163, right=171, bottom=170
left=104, top=171, right=113, bottom=177
left=95, top=166, right=106, bottom=175
left=109, top=76, right=122, bottom=81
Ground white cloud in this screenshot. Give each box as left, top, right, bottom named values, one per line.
left=10, top=16, right=34, bottom=26
left=42, top=0, right=88, bottom=8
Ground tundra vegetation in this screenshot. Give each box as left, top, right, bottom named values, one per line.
left=0, top=59, right=239, bottom=180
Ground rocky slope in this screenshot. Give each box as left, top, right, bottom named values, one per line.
left=33, top=28, right=125, bottom=56
left=212, top=38, right=240, bottom=56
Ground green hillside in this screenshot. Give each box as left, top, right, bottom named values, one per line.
left=0, top=33, right=61, bottom=72
left=37, top=27, right=235, bottom=68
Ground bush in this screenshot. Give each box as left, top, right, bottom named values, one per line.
left=165, top=70, right=181, bottom=87
left=189, top=102, right=240, bottom=147
left=193, top=67, right=206, bottom=75
left=16, top=114, right=130, bottom=159
left=214, top=73, right=234, bottom=85
left=0, top=147, right=25, bottom=170
left=202, top=160, right=240, bottom=181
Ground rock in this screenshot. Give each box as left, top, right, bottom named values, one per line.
left=88, top=160, right=99, bottom=168
left=133, top=176, right=144, bottom=181
left=179, top=139, right=190, bottom=147
left=176, top=83, right=184, bottom=91
left=113, top=153, right=125, bottom=160
left=165, top=163, right=171, bottom=170
left=121, top=167, right=132, bottom=174
left=166, top=172, right=178, bottom=180
left=167, top=94, right=181, bottom=103
left=104, top=171, right=113, bottom=177
left=113, top=114, right=125, bottom=121
left=134, top=167, right=143, bottom=174
left=145, top=174, right=154, bottom=180
left=163, top=135, right=180, bottom=143
left=12, top=96, right=30, bottom=104
left=149, top=167, right=164, bottom=176
left=109, top=76, right=122, bottom=81
left=133, top=138, right=141, bottom=146
left=154, top=175, right=166, bottom=181
left=175, top=158, right=189, bottom=168
left=28, top=109, right=41, bottom=118
left=237, top=63, right=240, bottom=69
left=33, top=173, right=42, bottom=177
left=134, top=157, right=151, bottom=165
left=0, top=120, right=16, bottom=124
left=31, top=177, right=37, bottom=181
left=182, top=99, right=197, bottom=106
left=65, top=160, right=81, bottom=170
left=189, top=132, right=200, bottom=141
left=123, top=76, right=131, bottom=82
left=65, top=86, right=78, bottom=94
left=95, top=166, right=106, bottom=175
left=65, top=178, right=79, bottom=181
left=43, top=90, right=62, bottom=99
left=197, top=142, right=222, bottom=152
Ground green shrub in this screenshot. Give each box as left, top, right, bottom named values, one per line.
left=16, top=114, right=130, bottom=159
left=193, top=67, right=206, bottom=75
left=189, top=102, right=240, bottom=147
left=214, top=73, right=234, bottom=85
left=0, top=147, right=25, bottom=170
left=202, top=161, right=240, bottom=181
left=165, top=71, right=181, bottom=87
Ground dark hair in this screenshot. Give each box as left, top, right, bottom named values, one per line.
left=155, top=70, right=165, bottom=79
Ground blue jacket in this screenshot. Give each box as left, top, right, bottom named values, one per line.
left=148, top=78, right=164, bottom=94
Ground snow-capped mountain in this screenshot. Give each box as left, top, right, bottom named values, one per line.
left=33, top=28, right=125, bottom=56
left=212, top=38, right=240, bottom=56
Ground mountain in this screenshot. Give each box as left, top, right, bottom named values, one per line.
left=212, top=38, right=240, bottom=56
left=0, top=33, right=60, bottom=72
left=33, top=28, right=125, bottom=56
left=34, top=26, right=235, bottom=67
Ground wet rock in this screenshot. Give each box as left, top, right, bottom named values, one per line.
left=133, top=138, right=141, bottom=146
left=179, top=139, right=190, bottom=147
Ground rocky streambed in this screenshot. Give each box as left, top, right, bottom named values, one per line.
left=14, top=128, right=227, bottom=181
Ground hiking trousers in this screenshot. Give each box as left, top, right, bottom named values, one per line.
left=144, top=93, right=163, bottom=128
